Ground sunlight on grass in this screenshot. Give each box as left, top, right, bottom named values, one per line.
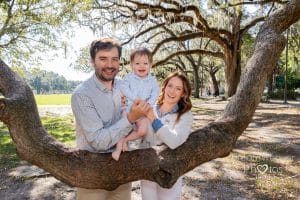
left=34, top=94, right=71, bottom=105
left=256, top=175, right=299, bottom=199
left=0, top=123, right=19, bottom=168
left=0, top=116, right=76, bottom=169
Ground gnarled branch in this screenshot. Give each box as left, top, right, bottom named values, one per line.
left=153, top=49, right=224, bottom=68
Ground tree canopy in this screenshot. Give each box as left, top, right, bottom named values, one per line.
left=76, top=0, right=288, bottom=97
left=0, top=0, right=90, bottom=66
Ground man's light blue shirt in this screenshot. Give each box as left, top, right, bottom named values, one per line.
left=71, top=74, right=133, bottom=153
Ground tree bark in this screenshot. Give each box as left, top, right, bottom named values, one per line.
left=209, top=71, right=220, bottom=97
left=192, top=66, right=200, bottom=98
left=224, top=52, right=241, bottom=98
left=0, top=0, right=299, bottom=190
left=224, top=11, right=243, bottom=98
left=267, top=69, right=275, bottom=95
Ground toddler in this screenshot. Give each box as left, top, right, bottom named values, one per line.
left=112, top=47, right=159, bottom=161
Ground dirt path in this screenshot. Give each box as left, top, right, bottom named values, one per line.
left=0, top=99, right=299, bottom=200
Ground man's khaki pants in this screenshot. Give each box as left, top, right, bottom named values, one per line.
left=77, top=183, right=131, bottom=200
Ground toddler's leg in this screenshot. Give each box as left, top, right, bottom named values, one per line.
left=112, top=137, right=125, bottom=161
left=122, top=117, right=148, bottom=151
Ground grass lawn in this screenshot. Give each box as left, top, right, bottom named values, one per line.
left=0, top=124, right=19, bottom=169
left=0, top=115, right=75, bottom=169
left=34, top=94, right=71, bottom=105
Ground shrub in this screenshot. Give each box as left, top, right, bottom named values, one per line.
left=267, top=89, right=299, bottom=100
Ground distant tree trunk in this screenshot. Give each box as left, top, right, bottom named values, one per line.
left=224, top=13, right=242, bottom=98
left=209, top=71, right=219, bottom=97
left=0, top=0, right=299, bottom=190
left=188, top=59, right=200, bottom=99
left=34, top=76, right=41, bottom=94
left=224, top=52, right=241, bottom=98
left=267, top=69, right=275, bottom=95
left=193, top=70, right=200, bottom=99
left=204, top=62, right=220, bottom=97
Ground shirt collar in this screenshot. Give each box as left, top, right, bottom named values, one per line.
left=132, top=72, right=151, bottom=80
left=93, top=73, right=115, bottom=92
left=155, top=104, right=179, bottom=117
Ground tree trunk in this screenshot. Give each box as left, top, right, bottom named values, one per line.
left=224, top=12, right=242, bottom=98
left=0, top=0, right=299, bottom=190
left=192, top=65, right=200, bottom=98
left=185, top=54, right=201, bottom=99
left=267, top=69, right=275, bottom=95
left=209, top=71, right=219, bottom=97
left=34, top=76, right=41, bottom=94
left=224, top=49, right=242, bottom=98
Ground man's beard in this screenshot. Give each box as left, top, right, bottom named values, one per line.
left=96, top=68, right=117, bottom=82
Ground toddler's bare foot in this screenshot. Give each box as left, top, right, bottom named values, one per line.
left=122, top=141, right=129, bottom=152
left=112, top=150, right=121, bottom=161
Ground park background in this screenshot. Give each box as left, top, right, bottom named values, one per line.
left=0, top=0, right=299, bottom=199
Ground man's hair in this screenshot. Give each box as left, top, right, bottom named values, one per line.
left=90, top=37, right=122, bottom=60
left=130, top=47, right=153, bottom=64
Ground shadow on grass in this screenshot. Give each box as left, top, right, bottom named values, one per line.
left=0, top=164, right=75, bottom=200
left=183, top=101, right=300, bottom=199
left=184, top=152, right=299, bottom=200
left=252, top=113, right=300, bottom=128
left=0, top=125, right=19, bottom=169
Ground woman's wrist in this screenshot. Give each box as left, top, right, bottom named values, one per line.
left=146, top=110, right=156, bottom=122
left=152, top=118, right=163, bottom=132
left=149, top=115, right=156, bottom=122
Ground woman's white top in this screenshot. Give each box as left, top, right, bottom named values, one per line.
left=140, top=107, right=193, bottom=149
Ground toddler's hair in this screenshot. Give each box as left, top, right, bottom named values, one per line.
left=130, top=47, right=153, bottom=64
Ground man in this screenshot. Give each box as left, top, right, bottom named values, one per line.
left=71, top=37, right=149, bottom=200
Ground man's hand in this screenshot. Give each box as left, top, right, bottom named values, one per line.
left=127, top=99, right=150, bottom=123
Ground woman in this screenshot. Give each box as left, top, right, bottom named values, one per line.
left=140, top=71, right=193, bottom=200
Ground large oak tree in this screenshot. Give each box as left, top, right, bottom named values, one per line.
left=0, top=0, right=299, bottom=190
left=90, top=0, right=286, bottom=97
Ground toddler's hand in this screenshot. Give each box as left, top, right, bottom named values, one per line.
left=121, top=95, right=127, bottom=107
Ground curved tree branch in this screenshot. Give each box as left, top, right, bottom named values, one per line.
left=239, top=17, right=265, bottom=36
left=0, top=0, right=299, bottom=191
left=0, top=0, right=15, bottom=38
left=153, top=49, right=224, bottom=68
left=163, top=61, right=187, bottom=72
left=152, top=31, right=228, bottom=56
left=121, top=23, right=166, bottom=46
left=228, top=0, right=287, bottom=7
